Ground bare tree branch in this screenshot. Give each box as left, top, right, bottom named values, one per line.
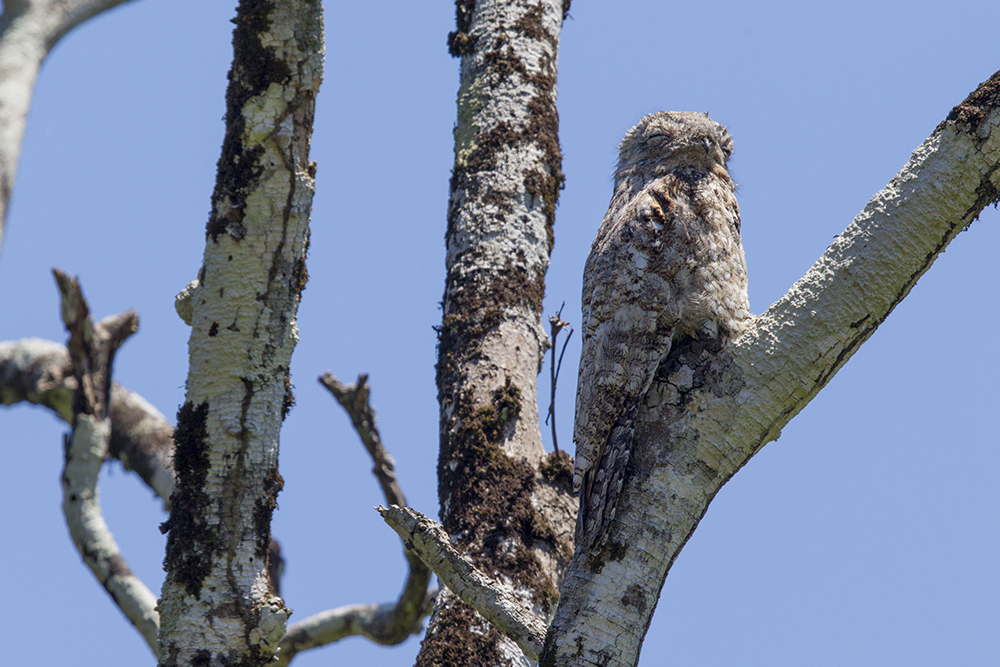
left=0, top=338, right=176, bottom=508
left=319, top=372, right=406, bottom=506
left=379, top=504, right=546, bottom=661
left=53, top=269, right=159, bottom=654
left=0, top=0, right=140, bottom=252
left=2, top=345, right=440, bottom=660
left=273, top=590, right=438, bottom=667
left=317, top=371, right=434, bottom=653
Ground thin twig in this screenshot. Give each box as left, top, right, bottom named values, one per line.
left=545, top=305, right=573, bottom=452
left=319, top=372, right=405, bottom=506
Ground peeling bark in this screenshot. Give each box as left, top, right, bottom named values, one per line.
left=422, top=1, right=575, bottom=664
left=541, top=70, right=1000, bottom=667
left=156, top=1, right=323, bottom=665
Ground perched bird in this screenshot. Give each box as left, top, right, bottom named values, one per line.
left=573, top=111, right=750, bottom=549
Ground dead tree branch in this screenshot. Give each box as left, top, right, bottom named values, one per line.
left=315, top=372, right=434, bottom=654
left=0, top=338, right=175, bottom=508
left=53, top=269, right=158, bottom=654
left=379, top=504, right=546, bottom=661
left=319, top=372, right=406, bottom=506
left=273, top=590, right=438, bottom=667
left=0, top=0, right=140, bottom=251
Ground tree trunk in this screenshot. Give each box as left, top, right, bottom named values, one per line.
left=156, top=1, right=323, bottom=665
left=418, top=1, right=575, bottom=665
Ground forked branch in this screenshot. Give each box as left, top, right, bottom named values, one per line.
left=53, top=269, right=159, bottom=653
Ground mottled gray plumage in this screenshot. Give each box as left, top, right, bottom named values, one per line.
left=574, top=111, right=750, bottom=548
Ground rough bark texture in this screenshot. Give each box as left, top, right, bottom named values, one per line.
left=540, top=70, right=1000, bottom=667
left=0, top=0, right=137, bottom=253
left=54, top=272, right=159, bottom=653
left=421, top=1, right=575, bottom=665
left=381, top=505, right=547, bottom=660
left=157, top=2, right=323, bottom=665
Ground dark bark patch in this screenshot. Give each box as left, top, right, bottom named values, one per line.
left=448, top=30, right=476, bottom=57
left=514, top=3, right=557, bottom=48
left=415, top=601, right=503, bottom=667
left=208, top=322, right=220, bottom=337
left=968, top=162, right=1000, bottom=221
left=292, top=252, right=309, bottom=295
left=191, top=649, right=212, bottom=667
left=940, top=68, right=1000, bottom=135
left=437, top=379, right=559, bottom=611
left=162, top=401, right=217, bottom=599
left=281, top=374, right=295, bottom=420
left=539, top=449, right=574, bottom=493
left=105, top=553, right=132, bottom=578
left=620, top=583, right=648, bottom=615
left=436, top=251, right=543, bottom=395
left=447, top=0, right=477, bottom=57
left=253, top=463, right=284, bottom=560
left=207, top=0, right=290, bottom=242
left=267, top=539, right=284, bottom=596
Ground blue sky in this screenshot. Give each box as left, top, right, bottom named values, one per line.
left=2, top=1, right=998, bottom=665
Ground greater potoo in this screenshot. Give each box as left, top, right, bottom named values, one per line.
left=574, top=111, right=750, bottom=549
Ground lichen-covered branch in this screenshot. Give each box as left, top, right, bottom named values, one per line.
left=54, top=270, right=159, bottom=654
left=424, top=1, right=575, bottom=664
left=0, top=337, right=176, bottom=508
left=0, top=0, right=138, bottom=252
left=272, top=591, right=438, bottom=667
left=156, top=1, right=323, bottom=665
left=541, top=71, right=1000, bottom=667
left=380, top=505, right=546, bottom=661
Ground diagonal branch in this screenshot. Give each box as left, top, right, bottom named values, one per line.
left=53, top=269, right=159, bottom=654
left=313, top=372, right=433, bottom=650
left=320, top=372, right=406, bottom=506
left=378, top=504, right=546, bottom=661
left=0, top=0, right=140, bottom=252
